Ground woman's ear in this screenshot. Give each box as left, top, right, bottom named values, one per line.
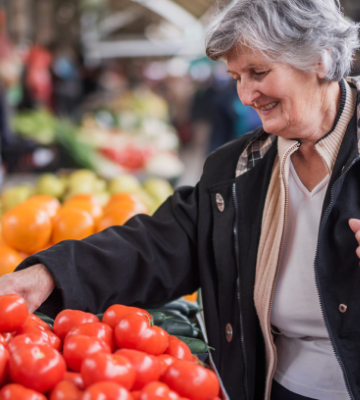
left=316, top=50, right=331, bottom=79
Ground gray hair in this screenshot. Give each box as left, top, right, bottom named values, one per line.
left=206, top=0, right=360, bottom=81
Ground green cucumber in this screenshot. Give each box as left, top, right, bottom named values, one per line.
left=96, top=313, right=104, bottom=321
left=174, top=336, right=209, bottom=354
left=162, top=310, right=190, bottom=323
left=33, top=311, right=54, bottom=328
left=179, top=299, right=200, bottom=317
left=159, top=301, right=190, bottom=316
left=159, top=319, right=194, bottom=337
left=148, top=311, right=167, bottom=325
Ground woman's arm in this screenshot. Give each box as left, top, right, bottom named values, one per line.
left=0, top=264, right=54, bottom=312
left=0, top=185, right=200, bottom=317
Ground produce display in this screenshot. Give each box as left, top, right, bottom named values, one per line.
left=11, top=88, right=184, bottom=179
left=0, top=169, right=174, bottom=275
left=0, top=294, right=219, bottom=400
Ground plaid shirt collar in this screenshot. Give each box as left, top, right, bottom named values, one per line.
left=235, top=76, right=360, bottom=178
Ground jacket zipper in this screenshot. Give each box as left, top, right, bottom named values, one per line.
left=313, top=156, right=360, bottom=400
left=266, top=142, right=300, bottom=395
left=232, top=183, right=249, bottom=400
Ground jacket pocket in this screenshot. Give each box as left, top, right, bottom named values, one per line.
left=338, top=265, right=360, bottom=339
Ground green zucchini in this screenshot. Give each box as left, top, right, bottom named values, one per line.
left=174, top=336, right=209, bottom=354
left=159, top=319, right=194, bottom=337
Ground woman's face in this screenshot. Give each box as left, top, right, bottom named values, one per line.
left=226, top=45, right=329, bottom=139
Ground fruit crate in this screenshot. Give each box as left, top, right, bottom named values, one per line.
left=2, top=141, right=74, bottom=173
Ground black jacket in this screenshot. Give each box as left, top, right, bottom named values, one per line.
left=18, top=80, right=360, bottom=400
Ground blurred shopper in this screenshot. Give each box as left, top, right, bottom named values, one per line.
left=25, top=45, right=53, bottom=108
left=1, top=1, right=360, bottom=400
left=192, top=70, right=261, bottom=153
left=52, top=47, right=82, bottom=117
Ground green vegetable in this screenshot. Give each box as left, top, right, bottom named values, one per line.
left=33, top=311, right=54, bottom=328
left=175, top=336, right=209, bottom=354
left=159, top=300, right=191, bottom=316
left=179, top=299, right=201, bottom=318
left=148, top=311, right=167, bottom=325
left=159, top=319, right=194, bottom=337
left=161, top=310, right=190, bottom=324
left=96, top=313, right=104, bottom=321
left=12, top=109, right=57, bottom=145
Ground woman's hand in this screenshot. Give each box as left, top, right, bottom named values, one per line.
left=0, top=264, right=55, bottom=313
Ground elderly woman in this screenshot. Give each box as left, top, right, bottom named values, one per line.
left=2, top=0, right=360, bottom=399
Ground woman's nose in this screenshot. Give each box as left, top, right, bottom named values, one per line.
left=237, top=80, right=259, bottom=107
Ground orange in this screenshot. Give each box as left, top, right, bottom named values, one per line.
left=31, top=242, right=52, bottom=255
left=26, top=195, right=61, bottom=220
left=0, top=245, right=23, bottom=276
left=63, top=194, right=103, bottom=224
left=183, top=291, right=198, bottom=303
left=52, top=208, right=95, bottom=244
left=65, top=194, right=98, bottom=203
left=96, top=209, right=137, bottom=233
left=104, top=193, right=148, bottom=215
left=1, top=203, right=52, bottom=254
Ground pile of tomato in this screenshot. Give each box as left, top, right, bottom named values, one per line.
left=0, top=294, right=221, bottom=400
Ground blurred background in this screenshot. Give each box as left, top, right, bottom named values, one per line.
left=0, top=0, right=359, bottom=208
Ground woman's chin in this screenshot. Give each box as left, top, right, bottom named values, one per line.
left=262, top=121, right=282, bottom=135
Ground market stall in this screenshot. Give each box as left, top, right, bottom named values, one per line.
left=0, top=1, right=235, bottom=399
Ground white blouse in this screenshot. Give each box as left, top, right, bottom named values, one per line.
left=270, top=162, right=349, bottom=399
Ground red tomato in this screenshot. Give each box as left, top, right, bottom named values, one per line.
left=131, top=391, right=141, bottom=400
left=63, top=371, right=85, bottom=390
left=81, top=352, right=135, bottom=390
left=2, top=333, right=14, bottom=344
left=9, top=344, right=66, bottom=393
left=0, top=335, right=7, bottom=348
left=139, top=382, right=179, bottom=400
left=0, top=295, right=28, bottom=333
left=54, top=310, right=99, bottom=341
left=45, top=330, right=62, bottom=351
left=157, top=354, right=177, bottom=376
left=162, top=360, right=220, bottom=400
left=82, top=382, right=133, bottom=400
left=165, top=337, right=192, bottom=361
left=191, top=355, right=200, bottom=363
left=0, top=344, right=9, bottom=386
left=8, top=333, right=48, bottom=353
left=15, top=325, right=60, bottom=351
left=103, top=305, right=151, bottom=330
left=66, top=322, right=114, bottom=351
left=0, top=383, right=47, bottom=400
left=63, top=335, right=111, bottom=372
left=114, top=314, right=168, bottom=356
left=24, top=314, right=53, bottom=332
left=49, top=380, right=82, bottom=400
left=115, top=349, right=161, bottom=390
left=16, top=325, right=44, bottom=337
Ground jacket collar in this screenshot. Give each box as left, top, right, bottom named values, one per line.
left=235, top=76, right=360, bottom=178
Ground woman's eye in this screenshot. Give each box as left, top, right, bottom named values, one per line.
left=254, top=71, right=268, bottom=77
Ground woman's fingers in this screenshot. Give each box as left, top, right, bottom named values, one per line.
left=349, top=219, right=360, bottom=259
left=0, top=264, right=55, bottom=313
left=349, top=219, right=360, bottom=236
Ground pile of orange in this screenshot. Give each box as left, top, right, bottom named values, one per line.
left=0, top=193, right=148, bottom=277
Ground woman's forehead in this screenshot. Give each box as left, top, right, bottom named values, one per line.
left=227, top=46, right=272, bottom=72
